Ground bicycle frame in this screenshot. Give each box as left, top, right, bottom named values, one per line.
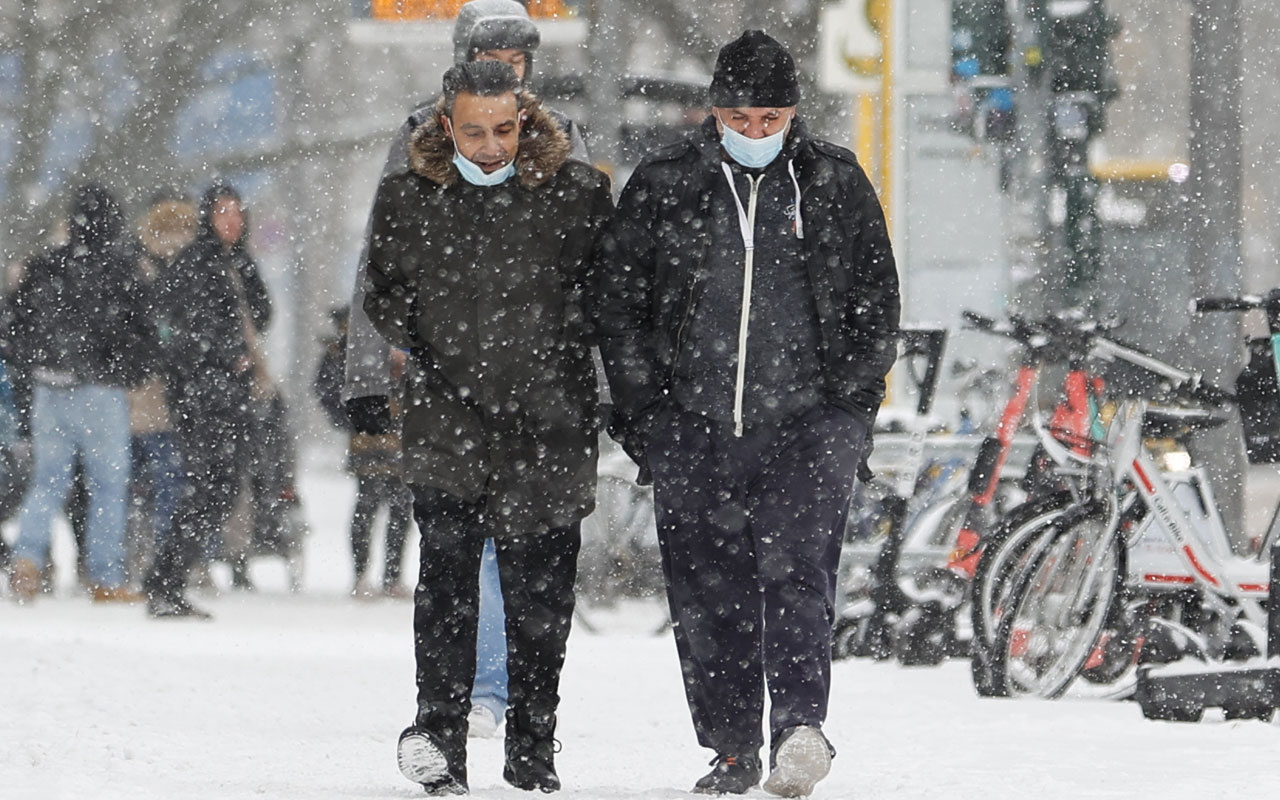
left=1105, top=399, right=1269, bottom=620
left=948, top=338, right=1101, bottom=578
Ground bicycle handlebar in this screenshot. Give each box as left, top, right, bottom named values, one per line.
left=1192, top=295, right=1264, bottom=314
left=1183, top=380, right=1236, bottom=408
left=961, top=310, right=999, bottom=332
left=961, top=311, right=1054, bottom=353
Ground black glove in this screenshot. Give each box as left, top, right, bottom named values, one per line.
left=346, top=395, right=391, bottom=435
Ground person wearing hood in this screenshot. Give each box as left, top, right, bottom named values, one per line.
left=363, top=61, right=612, bottom=795
left=5, top=184, right=155, bottom=604
left=142, top=182, right=272, bottom=618
left=345, top=0, right=591, bottom=743
left=594, top=31, right=900, bottom=797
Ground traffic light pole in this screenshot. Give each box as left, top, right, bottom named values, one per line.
left=1187, top=0, right=1246, bottom=548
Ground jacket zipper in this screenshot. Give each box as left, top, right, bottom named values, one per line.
left=669, top=275, right=701, bottom=383
left=721, top=163, right=763, bottom=437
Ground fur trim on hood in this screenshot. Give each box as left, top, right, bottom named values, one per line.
left=408, top=93, right=570, bottom=190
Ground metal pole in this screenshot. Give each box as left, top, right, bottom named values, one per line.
left=587, top=0, right=626, bottom=177
left=1187, top=0, right=1246, bottom=549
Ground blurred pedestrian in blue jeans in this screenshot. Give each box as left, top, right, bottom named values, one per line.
left=7, top=184, right=154, bottom=604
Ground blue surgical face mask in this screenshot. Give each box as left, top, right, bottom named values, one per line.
left=453, top=150, right=515, bottom=186
left=449, top=125, right=516, bottom=186
left=718, top=112, right=792, bottom=169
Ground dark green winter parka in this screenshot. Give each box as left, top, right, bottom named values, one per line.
left=363, top=94, right=613, bottom=537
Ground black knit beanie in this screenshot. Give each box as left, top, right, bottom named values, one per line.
left=710, top=30, right=800, bottom=108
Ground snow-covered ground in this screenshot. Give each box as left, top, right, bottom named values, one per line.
left=3, top=451, right=1278, bottom=799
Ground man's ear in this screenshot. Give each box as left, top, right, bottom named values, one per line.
left=442, top=115, right=453, bottom=138
left=518, top=110, right=528, bottom=131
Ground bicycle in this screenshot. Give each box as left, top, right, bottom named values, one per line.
left=838, top=312, right=1103, bottom=669
left=985, top=315, right=1273, bottom=704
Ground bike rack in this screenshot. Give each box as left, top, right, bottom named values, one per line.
left=1134, top=535, right=1280, bottom=722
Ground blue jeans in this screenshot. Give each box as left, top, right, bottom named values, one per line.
left=132, top=432, right=184, bottom=555
left=14, top=384, right=130, bottom=588
left=472, top=538, right=509, bottom=718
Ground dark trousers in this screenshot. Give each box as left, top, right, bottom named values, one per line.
left=146, top=411, right=247, bottom=599
left=410, top=486, right=579, bottom=739
left=351, top=473, right=411, bottom=586
left=648, top=405, right=866, bottom=755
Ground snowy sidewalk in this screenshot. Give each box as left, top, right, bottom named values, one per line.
left=1, top=462, right=1278, bottom=799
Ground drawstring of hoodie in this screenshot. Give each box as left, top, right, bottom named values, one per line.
left=720, top=159, right=805, bottom=437
left=721, top=162, right=759, bottom=438
left=787, top=159, right=805, bottom=239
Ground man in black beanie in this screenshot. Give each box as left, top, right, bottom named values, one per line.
left=595, top=30, right=899, bottom=797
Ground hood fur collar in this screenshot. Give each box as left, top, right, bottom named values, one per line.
left=409, top=93, right=570, bottom=189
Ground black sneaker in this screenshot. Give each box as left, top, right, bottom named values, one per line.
left=763, top=726, right=832, bottom=798
left=692, top=753, right=762, bottom=795
left=398, top=727, right=467, bottom=796
left=146, top=593, right=212, bottom=620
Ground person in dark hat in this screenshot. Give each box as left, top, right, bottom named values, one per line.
left=594, top=30, right=900, bottom=797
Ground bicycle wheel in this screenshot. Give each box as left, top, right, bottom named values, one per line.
left=971, top=491, right=1076, bottom=654
left=969, top=491, right=1075, bottom=696
left=991, top=501, right=1123, bottom=699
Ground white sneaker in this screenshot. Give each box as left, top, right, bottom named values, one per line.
left=763, top=726, right=832, bottom=797
left=467, top=705, right=501, bottom=739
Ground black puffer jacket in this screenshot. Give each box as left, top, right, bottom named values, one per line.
left=6, top=184, right=154, bottom=388
left=594, top=117, right=900, bottom=459
left=159, top=185, right=271, bottom=416
left=363, top=94, right=613, bottom=537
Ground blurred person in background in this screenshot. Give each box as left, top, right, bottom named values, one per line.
left=5, top=183, right=155, bottom=605
left=595, top=31, right=899, bottom=797
left=314, top=306, right=412, bottom=599
left=363, top=61, right=612, bottom=794
left=128, top=191, right=196, bottom=586
left=344, top=0, right=592, bottom=743
left=1, top=224, right=93, bottom=596
left=143, top=182, right=271, bottom=618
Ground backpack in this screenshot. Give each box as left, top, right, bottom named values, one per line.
left=1235, top=336, right=1280, bottom=464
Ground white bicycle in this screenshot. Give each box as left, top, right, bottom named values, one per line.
left=988, top=327, right=1272, bottom=701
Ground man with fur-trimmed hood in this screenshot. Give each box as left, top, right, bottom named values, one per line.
left=363, top=61, right=612, bottom=796
left=345, top=0, right=587, bottom=429
left=345, top=0, right=592, bottom=741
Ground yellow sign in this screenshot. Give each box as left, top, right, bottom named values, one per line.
left=844, top=0, right=887, bottom=76
left=371, top=0, right=569, bottom=20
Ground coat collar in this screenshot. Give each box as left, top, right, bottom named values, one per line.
left=408, top=93, right=570, bottom=190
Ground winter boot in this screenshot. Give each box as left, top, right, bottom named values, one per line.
left=9, top=558, right=40, bottom=603
left=692, top=753, right=762, bottom=795
left=762, top=726, right=833, bottom=798
left=147, top=593, right=212, bottom=619
left=398, top=725, right=467, bottom=795
left=91, top=585, right=146, bottom=604
left=503, top=708, right=560, bottom=792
